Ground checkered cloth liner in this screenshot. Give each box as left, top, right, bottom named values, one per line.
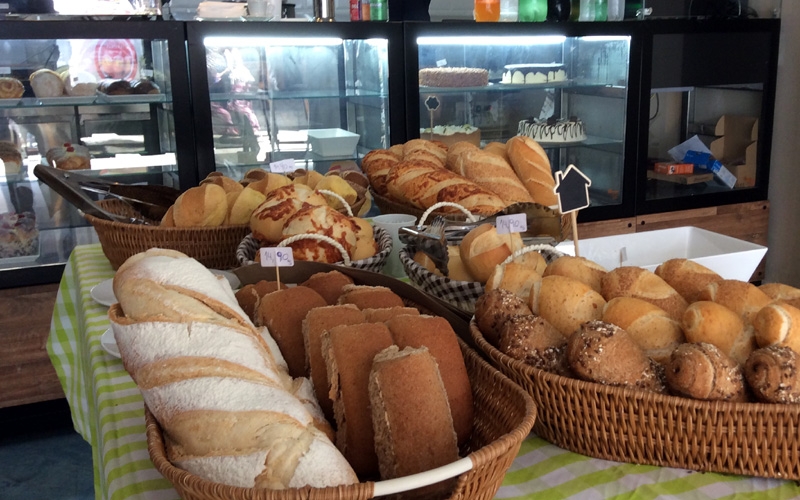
left=236, top=226, right=392, bottom=274
left=399, top=243, right=566, bottom=314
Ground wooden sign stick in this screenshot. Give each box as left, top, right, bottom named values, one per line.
left=571, top=211, right=580, bottom=257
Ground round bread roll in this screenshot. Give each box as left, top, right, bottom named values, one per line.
left=759, top=282, right=800, bottom=310
left=602, top=296, right=685, bottom=365
left=459, top=223, right=524, bottom=284
left=172, top=183, right=228, bottom=227
left=682, top=301, right=756, bottom=365
left=752, top=301, right=800, bottom=353
left=508, top=250, right=547, bottom=275
left=566, top=320, right=666, bottom=393
left=697, top=279, right=772, bottom=325
left=474, top=288, right=532, bottom=347
left=485, top=261, right=543, bottom=302
left=498, top=314, right=569, bottom=375
left=201, top=174, right=244, bottom=195
left=505, top=135, right=557, bottom=207
left=665, top=342, right=747, bottom=402
left=246, top=172, right=293, bottom=196
left=543, top=255, right=607, bottom=294
left=226, top=186, right=266, bottom=226
left=30, top=69, right=64, bottom=97
left=445, top=141, right=479, bottom=172
left=744, top=345, right=800, bottom=404
left=280, top=205, right=359, bottom=263
left=654, top=258, right=724, bottom=303
left=532, top=275, right=606, bottom=338
left=0, top=77, right=25, bottom=99
left=293, top=169, right=325, bottom=189
left=601, top=266, right=688, bottom=322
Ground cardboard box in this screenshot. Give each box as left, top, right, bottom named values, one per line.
left=654, top=162, right=693, bottom=175
left=555, top=226, right=767, bottom=282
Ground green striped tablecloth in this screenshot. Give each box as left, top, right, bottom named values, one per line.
left=47, top=244, right=800, bottom=500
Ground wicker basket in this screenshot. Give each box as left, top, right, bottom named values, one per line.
left=83, top=199, right=250, bottom=270
left=145, top=336, right=537, bottom=500
left=470, top=319, right=800, bottom=480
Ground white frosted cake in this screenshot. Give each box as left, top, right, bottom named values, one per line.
left=502, top=63, right=567, bottom=85
left=518, top=117, right=587, bottom=144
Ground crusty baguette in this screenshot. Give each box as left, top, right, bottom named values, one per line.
left=506, top=135, right=557, bottom=206
left=451, top=148, right=534, bottom=205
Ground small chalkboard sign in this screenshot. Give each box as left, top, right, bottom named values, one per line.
left=554, top=164, right=592, bottom=257
left=425, top=96, right=440, bottom=111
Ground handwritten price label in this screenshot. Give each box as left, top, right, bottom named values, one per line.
left=259, top=247, right=295, bottom=268
left=436, top=59, right=448, bottom=68
left=495, top=214, right=527, bottom=235
left=269, top=159, right=296, bottom=174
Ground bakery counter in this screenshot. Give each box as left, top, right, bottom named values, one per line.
left=47, top=243, right=800, bottom=500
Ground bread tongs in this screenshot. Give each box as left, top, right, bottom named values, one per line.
left=33, top=164, right=180, bottom=224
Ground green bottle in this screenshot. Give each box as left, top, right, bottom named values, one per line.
left=370, top=0, right=387, bottom=20
left=595, top=0, right=607, bottom=20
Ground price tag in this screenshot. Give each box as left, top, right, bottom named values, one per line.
left=436, top=59, right=447, bottom=67
left=269, top=159, right=296, bottom=173
left=260, top=247, right=295, bottom=267
left=0, top=67, right=10, bottom=75
left=496, top=213, right=527, bottom=235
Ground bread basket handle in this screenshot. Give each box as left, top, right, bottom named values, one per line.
left=501, top=243, right=565, bottom=267
left=277, top=233, right=352, bottom=266
left=419, top=202, right=480, bottom=226
left=371, top=456, right=474, bottom=497
left=317, top=189, right=354, bottom=217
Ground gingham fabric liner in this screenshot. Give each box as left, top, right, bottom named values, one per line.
left=399, top=243, right=565, bottom=314
left=236, top=226, right=392, bottom=274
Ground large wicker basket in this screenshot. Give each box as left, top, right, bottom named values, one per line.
left=83, top=199, right=249, bottom=270
left=145, top=336, right=537, bottom=500
left=470, top=319, right=800, bottom=480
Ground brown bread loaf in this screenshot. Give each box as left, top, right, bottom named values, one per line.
left=505, top=135, right=557, bottom=206
left=682, top=301, right=756, bottom=365
left=532, top=275, right=606, bottom=338
left=697, top=279, right=772, bottom=325
left=744, top=345, right=800, bottom=404
left=300, top=270, right=355, bottom=305
left=654, top=258, right=724, bottom=303
left=543, top=255, right=608, bottom=294
left=665, top=342, right=747, bottom=402
left=336, top=284, right=405, bottom=310
left=498, top=314, right=570, bottom=375
left=600, top=266, right=689, bottom=322
left=172, top=183, right=228, bottom=227
left=361, top=149, right=400, bottom=197
left=234, top=280, right=285, bottom=323
left=483, top=141, right=509, bottom=162
left=752, top=301, right=800, bottom=353
left=759, top=282, right=800, bottom=309
left=601, top=296, right=685, bottom=365
left=474, top=288, right=533, bottom=346
left=362, top=306, right=420, bottom=323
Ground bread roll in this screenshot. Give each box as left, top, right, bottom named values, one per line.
left=602, top=297, right=684, bottom=365
left=300, top=270, right=355, bottom=305
left=682, top=301, right=756, bottom=365
left=302, top=304, right=366, bottom=422
left=665, top=342, right=747, bottom=402
left=759, top=282, right=800, bottom=309
left=384, top=314, right=473, bottom=446
left=601, top=266, right=688, bottom=322
left=474, top=288, right=533, bottom=346
left=654, top=258, right=724, bottom=303
left=445, top=141, right=479, bottom=172
left=362, top=307, right=420, bottom=323
left=369, top=346, right=459, bottom=483
left=460, top=223, right=524, bottom=284
left=226, top=186, right=266, bottom=226
left=566, top=320, right=666, bottom=393
left=532, top=275, right=606, bottom=338
left=281, top=205, right=359, bottom=263
left=543, top=255, right=607, bottom=294
left=744, top=345, right=800, bottom=404
left=498, top=314, right=569, bottom=375
left=337, top=284, right=405, bottom=310
left=451, top=149, right=534, bottom=205
left=485, top=261, right=543, bottom=302
left=322, top=322, right=395, bottom=478
left=29, top=69, right=64, bottom=97
left=257, top=286, right=328, bottom=378
left=201, top=173, right=244, bottom=195
left=446, top=245, right=476, bottom=282
left=0, top=77, right=24, bottom=98
left=245, top=172, right=293, bottom=195
left=506, top=135, right=557, bottom=206
left=509, top=250, right=548, bottom=276
left=171, top=184, right=228, bottom=227
left=697, top=279, right=772, bottom=325
left=752, top=301, right=800, bottom=353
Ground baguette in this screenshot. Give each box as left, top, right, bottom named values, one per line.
left=451, top=148, right=534, bottom=205
left=445, top=141, right=479, bottom=172
left=506, top=135, right=557, bottom=207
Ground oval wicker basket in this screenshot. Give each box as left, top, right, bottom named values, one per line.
left=82, top=199, right=249, bottom=270
left=144, top=335, right=537, bottom=500
left=470, top=319, right=800, bottom=480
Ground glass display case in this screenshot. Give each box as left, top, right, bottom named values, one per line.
left=637, top=18, right=779, bottom=215
left=404, top=22, right=642, bottom=222
left=186, top=21, right=406, bottom=181
left=0, top=21, right=194, bottom=286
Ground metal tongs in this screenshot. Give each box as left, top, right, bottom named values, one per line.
left=399, top=216, right=450, bottom=276
left=33, top=164, right=181, bottom=224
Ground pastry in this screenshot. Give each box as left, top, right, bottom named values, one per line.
left=46, top=143, right=91, bottom=171
left=0, top=77, right=24, bottom=99
left=518, top=116, right=587, bottom=144
left=665, top=342, right=747, bottom=402
left=745, top=345, right=800, bottom=404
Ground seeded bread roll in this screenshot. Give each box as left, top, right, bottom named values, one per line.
left=759, top=282, right=800, bottom=309
left=697, top=279, right=773, bottom=325
left=600, top=266, right=689, bottom=322
left=665, top=342, right=747, bottom=402
left=566, top=320, right=666, bottom=393
left=744, top=345, right=800, bottom=404
left=474, top=288, right=533, bottom=346
left=498, top=314, right=569, bottom=375
left=336, top=284, right=405, bottom=310
left=752, top=301, right=800, bottom=353
left=531, top=275, right=606, bottom=339
left=601, top=296, right=685, bottom=365
left=362, top=307, right=420, bottom=323
left=654, top=258, right=724, bottom=303
left=485, top=261, right=543, bottom=302
left=543, top=255, right=608, bottom=294
left=369, top=346, right=459, bottom=483
left=300, top=270, right=355, bottom=305
left=682, top=301, right=756, bottom=366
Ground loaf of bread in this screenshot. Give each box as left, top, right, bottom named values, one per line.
left=483, top=141, right=509, bottom=162
left=30, top=69, right=64, bottom=97
left=337, top=284, right=405, bottom=310
left=300, top=270, right=355, bottom=305
left=245, top=171, right=293, bottom=195
left=485, top=261, right=543, bottom=302
left=322, top=322, right=395, bottom=478
left=474, top=288, right=533, bottom=346
left=445, top=141, right=479, bottom=172
left=384, top=314, right=473, bottom=446
left=498, top=314, right=569, bottom=375
left=543, top=255, right=607, bottom=294
left=302, top=304, right=366, bottom=422
left=362, top=306, right=420, bottom=323
left=459, top=223, right=524, bottom=283
left=759, top=282, right=800, bottom=309
left=566, top=320, right=666, bottom=393
left=697, top=279, right=772, bottom=325
left=403, top=138, right=447, bottom=166
left=654, top=258, right=724, bottom=303
left=234, top=280, right=285, bottom=323
left=532, top=275, right=606, bottom=338
left=369, top=346, right=459, bottom=482
left=109, top=249, right=357, bottom=489
left=752, top=301, right=800, bottom=353
left=171, top=183, right=228, bottom=227
left=450, top=149, right=534, bottom=205
left=601, top=296, right=684, bottom=365
left=682, top=301, right=756, bottom=365
left=665, top=342, right=747, bottom=402
left=506, top=135, right=557, bottom=207
left=744, top=345, right=800, bottom=404
left=600, top=266, right=689, bottom=322
left=361, top=149, right=401, bottom=197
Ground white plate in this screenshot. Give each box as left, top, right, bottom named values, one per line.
left=100, top=328, right=120, bottom=358
left=90, top=278, right=116, bottom=307
left=210, top=269, right=241, bottom=290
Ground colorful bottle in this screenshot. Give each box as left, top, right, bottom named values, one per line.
left=547, top=0, right=570, bottom=20
left=500, top=0, right=518, bottom=21
left=518, top=0, right=547, bottom=21
left=370, top=0, right=387, bottom=20
left=349, top=0, right=362, bottom=20
left=475, top=0, right=501, bottom=21
left=595, top=0, right=607, bottom=20
left=578, top=0, right=594, bottom=21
